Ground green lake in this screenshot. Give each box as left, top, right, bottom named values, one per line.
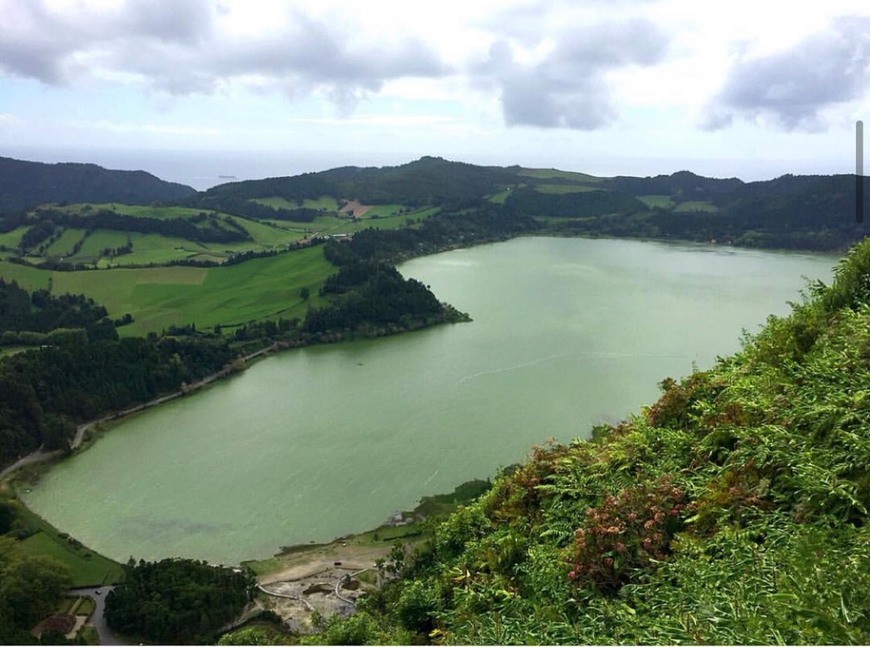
left=22, top=237, right=837, bottom=564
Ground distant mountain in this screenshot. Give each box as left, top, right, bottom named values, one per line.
left=0, top=156, right=196, bottom=213
left=197, top=156, right=520, bottom=208
left=191, top=156, right=866, bottom=251
left=2, top=153, right=865, bottom=252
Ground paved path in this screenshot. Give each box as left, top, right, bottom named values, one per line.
left=65, top=586, right=125, bottom=646
left=0, top=447, right=64, bottom=480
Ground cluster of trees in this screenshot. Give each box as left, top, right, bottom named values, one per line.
left=295, top=203, right=536, bottom=339
left=323, top=203, right=539, bottom=268
left=313, top=240, right=870, bottom=645
left=594, top=172, right=868, bottom=250
left=503, top=187, right=646, bottom=218
left=230, top=317, right=298, bottom=342
left=200, top=156, right=519, bottom=209
left=0, top=332, right=235, bottom=466
left=17, top=219, right=58, bottom=250
left=0, top=279, right=119, bottom=344
left=0, top=537, right=72, bottom=645
left=105, top=558, right=254, bottom=644
left=303, top=263, right=451, bottom=335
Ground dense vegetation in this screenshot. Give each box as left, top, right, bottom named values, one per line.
left=196, top=157, right=867, bottom=252
left=105, top=558, right=255, bottom=644
left=0, top=156, right=195, bottom=214
left=0, top=537, right=72, bottom=644
left=0, top=278, right=119, bottom=345
left=1, top=154, right=868, bottom=644
left=321, top=204, right=539, bottom=267
left=309, top=239, right=870, bottom=645
left=503, top=186, right=646, bottom=218
left=303, top=262, right=458, bottom=337
left=198, top=156, right=519, bottom=208
left=293, top=202, right=541, bottom=339
left=0, top=330, right=235, bottom=466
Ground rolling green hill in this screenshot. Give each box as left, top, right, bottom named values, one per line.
left=0, top=156, right=196, bottom=213
left=189, top=157, right=867, bottom=251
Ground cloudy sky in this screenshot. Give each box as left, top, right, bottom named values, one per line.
left=1, top=0, right=869, bottom=186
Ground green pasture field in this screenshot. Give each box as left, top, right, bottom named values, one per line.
left=0, top=246, right=334, bottom=336
left=251, top=197, right=301, bottom=210
left=75, top=229, right=130, bottom=261
left=65, top=203, right=217, bottom=220
left=45, top=228, right=87, bottom=257
left=638, top=195, right=676, bottom=208
left=6, top=497, right=124, bottom=587
left=519, top=168, right=602, bottom=182
left=488, top=189, right=512, bottom=204
left=11, top=201, right=434, bottom=270
left=73, top=225, right=298, bottom=267
left=304, top=196, right=341, bottom=211
left=334, top=206, right=440, bottom=233
left=17, top=532, right=123, bottom=587
left=0, top=226, right=26, bottom=249
left=252, top=196, right=341, bottom=213
left=534, top=183, right=601, bottom=194
left=103, top=232, right=216, bottom=266
left=674, top=200, right=718, bottom=212
left=233, top=218, right=307, bottom=247
left=0, top=261, right=52, bottom=290
left=359, top=203, right=405, bottom=217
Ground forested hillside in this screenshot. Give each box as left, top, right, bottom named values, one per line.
left=2, top=155, right=866, bottom=254
left=309, top=239, right=870, bottom=645
left=106, top=558, right=255, bottom=644
left=0, top=156, right=196, bottom=213
left=193, top=157, right=867, bottom=251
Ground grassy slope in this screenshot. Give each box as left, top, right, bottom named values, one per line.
left=2, top=489, right=124, bottom=587
left=637, top=195, right=675, bottom=208
left=518, top=168, right=602, bottom=183
left=0, top=199, right=442, bottom=335
left=0, top=246, right=333, bottom=336
left=319, top=240, right=870, bottom=645
left=0, top=227, right=27, bottom=250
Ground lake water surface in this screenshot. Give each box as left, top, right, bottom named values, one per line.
left=23, top=237, right=836, bottom=564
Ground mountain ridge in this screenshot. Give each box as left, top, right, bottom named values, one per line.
left=0, top=156, right=197, bottom=213
left=2, top=154, right=867, bottom=251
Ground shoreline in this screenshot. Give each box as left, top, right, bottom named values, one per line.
left=2, top=232, right=837, bottom=579
left=0, top=342, right=281, bottom=481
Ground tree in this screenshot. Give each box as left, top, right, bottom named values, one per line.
left=0, top=541, right=72, bottom=632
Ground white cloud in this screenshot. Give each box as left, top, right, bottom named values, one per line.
left=0, top=112, right=22, bottom=127
left=1, top=0, right=869, bottom=179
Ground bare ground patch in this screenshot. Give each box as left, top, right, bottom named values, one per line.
left=338, top=200, right=372, bottom=218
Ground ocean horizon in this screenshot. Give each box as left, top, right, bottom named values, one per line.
left=2, top=146, right=417, bottom=192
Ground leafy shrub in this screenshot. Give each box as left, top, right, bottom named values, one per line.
left=567, top=476, right=689, bottom=593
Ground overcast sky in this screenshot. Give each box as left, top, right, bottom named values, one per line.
left=2, top=0, right=869, bottom=184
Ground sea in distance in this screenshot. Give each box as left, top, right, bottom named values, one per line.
left=22, top=237, right=837, bottom=565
